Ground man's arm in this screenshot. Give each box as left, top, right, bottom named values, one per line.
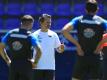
left=33, top=45, right=41, bottom=65
left=28, top=34, right=42, bottom=68
left=95, top=19, right=107, bottom=54
left=62, top=23, right=84, bottom=56
left=95, top=37, right=107, bottom=54
left=0, top=43, right=11, bottom=66
left=56, top=44, right=65, bottom=53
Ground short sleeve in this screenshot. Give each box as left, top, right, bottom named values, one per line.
left=69, top=16, right=83, bottom=29
left=102, top=19, right=107, bottom=31
left=54, top=33, right=61, bottom=48
left=1, top=31, right=10, bottom=45
left=28, top=34, right=38, bottom=47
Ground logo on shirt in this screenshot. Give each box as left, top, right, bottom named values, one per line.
left=37, top=35, right=42, bottom=42
left=83, top=28, right=95, bottom=38
left=12, top=41, right=23, bottom=51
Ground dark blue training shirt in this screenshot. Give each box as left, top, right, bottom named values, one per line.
left=2, top=28, right=38, bottom=47
left=69, top=14, right=107, bottom=54
left=70, top=15, right=107, bottom=30
left=1, top=28, right=38, bottom=60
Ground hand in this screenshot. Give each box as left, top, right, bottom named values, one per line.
left=32, top=62, right=37, bottom=69
left=60, top=43, right=65, bottom=52
left=28, top=59, right=37, bottom=68
left=77, top=46, right=84, bottom=56
left=7, top=60, right=11, bottom=66
left=94, top=48, right=102, bottom=54
left=58, top=43, right=65, bottom=53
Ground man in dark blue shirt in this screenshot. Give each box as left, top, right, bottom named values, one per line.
left=0, top=15, right=41, bottom=80
left=62, top=0, right=107, bottom=80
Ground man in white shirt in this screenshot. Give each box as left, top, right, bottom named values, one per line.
left=32, top=14, right=64, bottom=80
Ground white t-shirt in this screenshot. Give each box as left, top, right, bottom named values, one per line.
left=32, top=29, right=61, bottom=70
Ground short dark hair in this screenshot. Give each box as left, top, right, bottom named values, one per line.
left=39, top=14, right=51, bottom=23
left=86, top=0, right=98, bottom=13
left=21, top=15, right=34, bottom=23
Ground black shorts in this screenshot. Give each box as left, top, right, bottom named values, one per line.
left=32, top=69, right=55, bottom=80
left=72, top=54, right=102, bottom=80
left=9, top=60, right=32, bottom=80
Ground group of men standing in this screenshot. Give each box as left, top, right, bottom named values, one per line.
left=0, top=0, right=107, bottom=80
